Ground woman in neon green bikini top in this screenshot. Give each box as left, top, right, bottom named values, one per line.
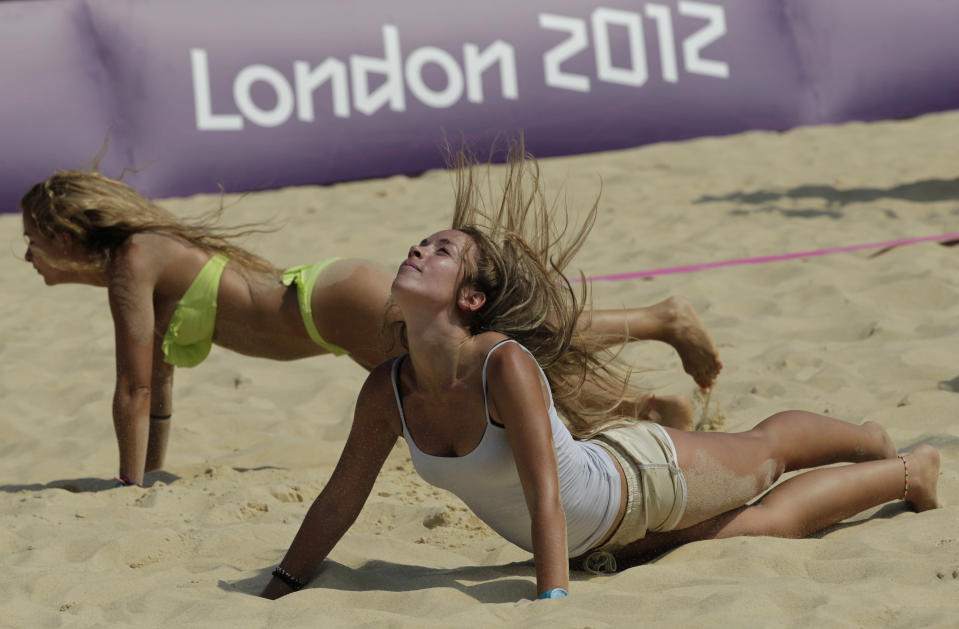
left=20, top=169, right=722, bottom=486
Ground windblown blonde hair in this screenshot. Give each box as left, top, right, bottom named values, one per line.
left=392, top=138, right=640, bottom=438
left=20, top=170, right=277, bottom=275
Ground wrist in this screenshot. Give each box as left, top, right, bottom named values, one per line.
left=537, top=587, right=569, bottom=599
left=114, top=475, right=140, bottom=487
left=272, top=566, right=307, bottom=592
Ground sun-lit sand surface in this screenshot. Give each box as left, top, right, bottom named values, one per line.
left=2, top=110, right=958, bottom=627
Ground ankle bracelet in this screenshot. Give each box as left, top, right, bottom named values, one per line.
left=897, top=455, right=909, bottom=499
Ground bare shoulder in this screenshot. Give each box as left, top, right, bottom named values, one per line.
left=108, top=234, right=202, bottom=314
left=106, top=235, right=164, bottom=307
left=483, top=336, right=551, bottom=419
left=483, top=336, right=538, bottom=380
left=114, top=233, right=222, bottom=297
left=110, top=233, right=179, bottom=283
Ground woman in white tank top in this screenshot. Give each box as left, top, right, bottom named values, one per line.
left=262, top=141, right=940, bottom=601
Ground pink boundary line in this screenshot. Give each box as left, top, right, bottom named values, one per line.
left=578, top=233, right=959, bottom=283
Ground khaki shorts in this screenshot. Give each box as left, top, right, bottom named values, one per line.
left=580, top=422, right=687, bottom=571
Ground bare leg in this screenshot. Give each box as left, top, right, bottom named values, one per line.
left=579, top=296, right=722, bottom=388
left=667, top=412, right=898, bottom=527
left=613, top=392, right=693, bottom=431
left=570, top=367, right=694, bottom=430
left=615, top=444, right=940, bottom=565
left=733, top=445, right=940, bottom=535
left=569, top=295, right=723, bottom=431
left=312, top=262, right=722, bottom=389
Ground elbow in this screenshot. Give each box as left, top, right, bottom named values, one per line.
left=529, top=493, right=565, bottom=526
left=113, top=381, right=152, bottom=412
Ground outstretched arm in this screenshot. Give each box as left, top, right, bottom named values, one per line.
left=486, top=343, right=569, bottom=598
left=261, top=364, right=399, bottom=599
left=108, top=257, right=161, bottom=486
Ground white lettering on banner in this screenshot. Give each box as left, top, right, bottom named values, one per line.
left=234, top=65, right=295, bottom=127
left=645, top=4, right=678, bottom=83
left=540, top=14, right=591, bottom=92
left=295, top=59, right=350, bottom=120
left=190, top=5, right=727, bottom=130
left=539, top=1, right=729, bottom=93
left=405, top=46, right=464, bottom=109
left=191, top=49, right=243, bottom=130
left=592, top=8, right=648, bottom=87
left=464, top=41, right=518, bottom=103
left=191, top=27, right=519, bottom=129
left=679, top=1, right=729, bottom=78
left=350, top=24, right=406, bottom=115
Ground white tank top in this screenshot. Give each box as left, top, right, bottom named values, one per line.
left=390, top=339, right=621, bottom=557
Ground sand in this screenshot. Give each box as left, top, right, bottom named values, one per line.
left=2, top=110, right=958, bottom=628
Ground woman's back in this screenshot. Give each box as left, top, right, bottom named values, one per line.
left=114, top=232, right=307, bottom=361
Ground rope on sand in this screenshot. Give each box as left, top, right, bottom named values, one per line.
left=577, top=232, right=959, bottom=284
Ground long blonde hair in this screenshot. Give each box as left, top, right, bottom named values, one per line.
left=393, top=139, right=639, bottom=438
left=20, top=170, right=277, bottom=275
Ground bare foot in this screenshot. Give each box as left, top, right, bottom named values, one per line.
left=612, top=392, right=694, bottom=431
left=902, top=445, right=941, bottom=512
left=648, top=394, right=694, bottom=431
left=653, top=296, right=722, bottom=389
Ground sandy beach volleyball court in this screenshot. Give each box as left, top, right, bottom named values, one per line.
left=2, top=110, right=958, bottom=627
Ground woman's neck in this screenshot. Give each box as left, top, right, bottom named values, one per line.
left=402, top=311, right=478, bottom=393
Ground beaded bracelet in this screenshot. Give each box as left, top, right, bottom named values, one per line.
left=537, top=587, right=569, bottom=599
left=272, top=566, right=307, bottom=591
left=149, top=413, right=172, bottom=420
left=897, top=455, right=909, bottom=499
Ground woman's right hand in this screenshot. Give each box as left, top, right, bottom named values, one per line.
left=260, top=363, right=401, bottom=602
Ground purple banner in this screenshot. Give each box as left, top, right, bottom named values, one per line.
left=2, top=0, right=958, bottom=213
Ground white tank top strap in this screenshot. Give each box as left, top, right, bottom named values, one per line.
left=481, top=339, right=555, bottom=426
left=389, top=355, right=412, bottom=438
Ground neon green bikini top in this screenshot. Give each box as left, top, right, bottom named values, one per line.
left=161, top=253, right=228, bottom=367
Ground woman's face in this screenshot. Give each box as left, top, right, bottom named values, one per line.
left=392, top=229, right=474, bottom=307
left=22, top=214, right=81, bottom=285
